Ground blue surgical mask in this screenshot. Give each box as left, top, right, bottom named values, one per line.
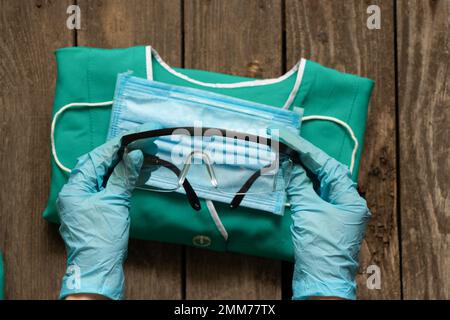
left=107, top=73, right=303, bottom=215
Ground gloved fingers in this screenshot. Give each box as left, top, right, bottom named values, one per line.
left=287, top=165, right=327, bottom=212
left=127, top=136, right=158, bottom=157
left=119, top=122, right=163, bottom=187
left=67, top=137, right=122, bottom=192
left=135, top=159, right=159, bottom=186
left=105, top=149, right=144, bottom=198
left=268, top=126, right=333, bottom=172
left=70, top=122, right=162, bottom=193
left=269, top=126, right=363, bottom=207
left=318, top=158, right=366, bottom=207
left=124, top=121, right=162, bottom=157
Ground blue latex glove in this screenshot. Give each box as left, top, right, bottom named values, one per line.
left=57, top=123, right=159, bottom=300
left=270, top=128, right=371, bottom=300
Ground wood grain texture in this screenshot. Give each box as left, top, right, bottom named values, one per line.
left=285, top=0, right=400, bottom=299
left=77, top=0, right=182, bottom=65
left=183, top=0, right=283, bottom=299
left=76, top=0, right=183, bottom=299
left=397, top=0, right=450, bottom=299
left=0, top=0, right=72, bottom=299
left=2, top=0, right=449, bottom=300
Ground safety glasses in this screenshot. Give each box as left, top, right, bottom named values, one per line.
left=103, top=127, right=300, bottom=211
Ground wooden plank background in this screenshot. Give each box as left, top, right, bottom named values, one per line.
left=397, top=0, right=450, bottom=299
left=0, top=0, right=448, bottom=299
left=286, top=0, right=400, bottom=299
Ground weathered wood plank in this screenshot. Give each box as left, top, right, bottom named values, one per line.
left=397, top=0, right=450, bottom=299
left=285, top=0, right=400, bottom=299
left=77, top=0, right=183, bottom=299
left=0, top=0, right=73, bottom=299
left=184, top=0, right=283, bottom=299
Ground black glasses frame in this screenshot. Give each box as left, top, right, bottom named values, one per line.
left=103, top=127, right=300, bottom=211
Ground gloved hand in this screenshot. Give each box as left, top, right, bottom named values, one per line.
left=57, top=123, right=159, bottom=300
left=270, top=127, right=371, bottom=300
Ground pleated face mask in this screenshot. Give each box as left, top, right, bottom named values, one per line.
left=107, top=73, right=303, bottom=215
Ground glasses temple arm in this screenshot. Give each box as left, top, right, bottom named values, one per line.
left=229, top=162, right=275, bottom=209
left=102, top=146, right=125, bottom=189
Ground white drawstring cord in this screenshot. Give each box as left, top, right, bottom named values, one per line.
left=301, top=115, right=358, bottom=173
left=51, top=101, right=113, bottom=173
left=206, top=200, right=228, bottom=241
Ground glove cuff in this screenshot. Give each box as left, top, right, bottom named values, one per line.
left=59, top=263, right=125, bottom=300
left=292, top=275, right=357, bottom=300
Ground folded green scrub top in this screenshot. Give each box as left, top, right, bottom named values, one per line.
left=45, top=45, right=374, bottom=261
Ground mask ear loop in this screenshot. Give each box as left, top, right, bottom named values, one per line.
left=51, top=101, right=113, bottom=173
left=301, top=115, right=358, bottom=173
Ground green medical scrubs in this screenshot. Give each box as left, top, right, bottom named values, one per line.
left=44, top=46, right=373, bottom=261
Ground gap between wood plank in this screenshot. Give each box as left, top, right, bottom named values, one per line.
left=392, top=0, right=404, bottom=300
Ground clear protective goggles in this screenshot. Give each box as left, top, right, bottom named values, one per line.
left=103, top=127, right=300, bottom=211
